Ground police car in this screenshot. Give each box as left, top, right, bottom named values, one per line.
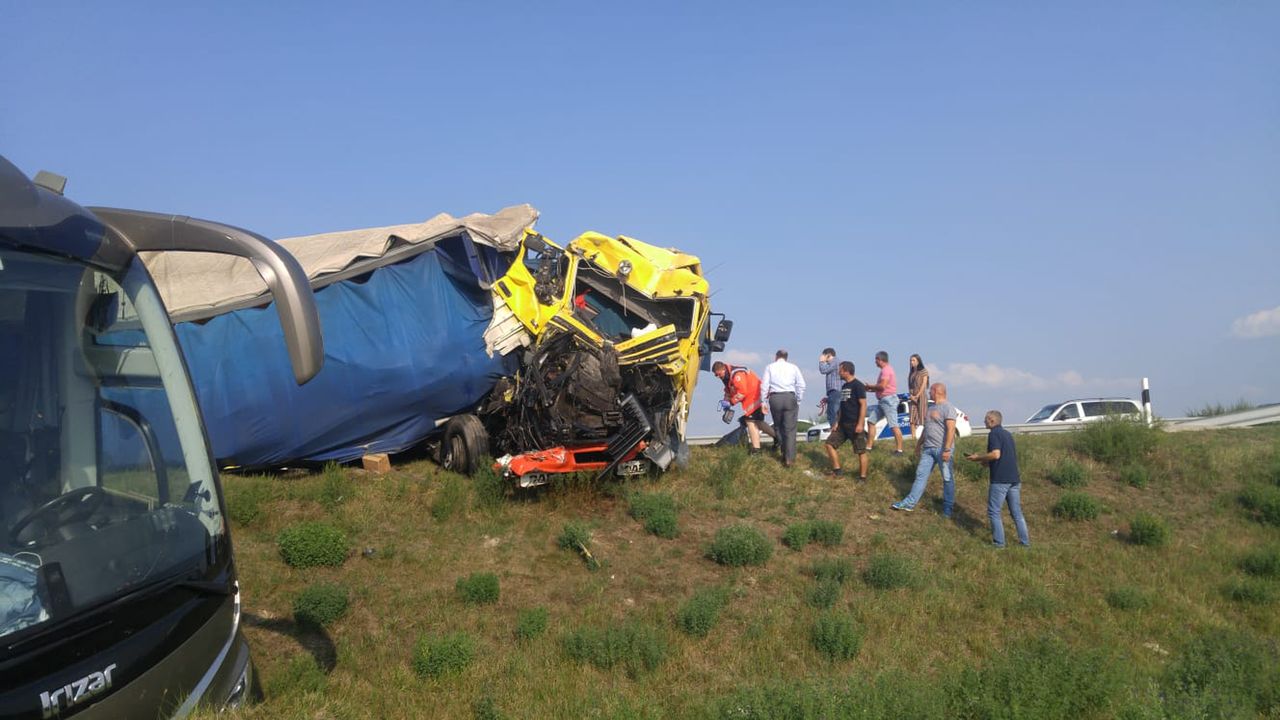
left=806, top=393, right=972, bottom=442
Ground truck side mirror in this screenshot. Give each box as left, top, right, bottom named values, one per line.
left=714, top=319, right=733, bottom=343
left=523, top=233, right=549, bottom=254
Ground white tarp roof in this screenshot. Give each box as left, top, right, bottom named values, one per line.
left=143, top=204, right=537, bottom=321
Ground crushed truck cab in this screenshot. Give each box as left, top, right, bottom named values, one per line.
left=484, top=230, right=724, bottom=483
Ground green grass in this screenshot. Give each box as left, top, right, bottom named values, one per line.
left=207, top=425, right=1280, bottom=719
left=1187, top=398, right=1257, bottom=417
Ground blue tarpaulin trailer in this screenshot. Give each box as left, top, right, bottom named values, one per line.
left=140, top=206, right=536, bottom=469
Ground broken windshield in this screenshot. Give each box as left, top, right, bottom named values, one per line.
left=0, top=248, right=222, bottom=642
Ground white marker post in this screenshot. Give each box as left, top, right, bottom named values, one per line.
left=1141, top=377, right=1152, bottom=426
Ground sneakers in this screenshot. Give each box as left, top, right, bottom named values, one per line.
left=891, top=501, right=915, bottom=512
left=892, top=450, right=904, bottom=456
left=827, top=468, right=844, bottom=478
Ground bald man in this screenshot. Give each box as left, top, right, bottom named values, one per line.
left=892, top=382, right=958, bottom=516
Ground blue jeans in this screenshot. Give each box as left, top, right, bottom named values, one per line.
left=825, top=389, right=840, bottom=425
left=988, top=483, right=1030, bottom=547
left=902, top=447, right=954, bottom=515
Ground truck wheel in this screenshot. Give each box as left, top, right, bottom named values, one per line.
left=440, top=414, right=489, bottom=475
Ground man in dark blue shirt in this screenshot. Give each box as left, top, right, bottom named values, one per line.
left=965, top=410, right=1030, bottom=547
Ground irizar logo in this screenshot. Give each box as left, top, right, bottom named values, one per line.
left=39, top=664, right=116, bottom=718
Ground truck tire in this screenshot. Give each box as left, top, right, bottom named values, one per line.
left=440, top=414, right=489, bottom=475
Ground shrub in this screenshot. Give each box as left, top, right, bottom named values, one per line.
left=1105, top=586, right=1152, bottom=611
left=319, top=462, right=354, bottom=512
left=515, top=607, right=549, bottom=641
left=1052, top=492, right=1100, bottom=521
left=708, top=524, right=773, bottom=567
left=629, top=492, right=678, bottom=539
left=1049, top=459, right=1088, bottom=488
left=412, top=632, right=475, bottom=678
left=708, top=447, right=747, bottom=499
left=472, top=466, right=506, bottom=510
left=1163, top=628, right=1280, bottom=717
left=1223, top=578, right=1276, bottom=605
left=293, top=583, right=350, bottom=628
left=473, top=695, right=506, bottom=720
left=225, top=475, right=273, bottom=526
left=955, top=635, right=1125, bottom=720
left=268, top=653, right=327, bottom=696
left=780, top=523, right=812, bottom=550
left=862, top=553, right=920, bottom=590
left=676, top=586, right=730, bottom=638
left=1072, top=417, right=1160, bottom=466
left=810, top=558, right=856, bottom=585
left=1119, top=464, right=1149, bottom=489
left=557, top=521, right=599, bottom=569
left=557, top=521, right=591, bottom=551
left=456, top=572, right=500, bottom=605
left=807, top=520, right=844, bottom=547
left=277, top=522, right=350, bottom=568
left=1240, top=545, right=1280, bottom=579
left=810, top=612, right=862, bottom=661
left=430, top=475, right=468, bottom=522
left=779, top=519, right=845, bottom=550
left=1128, top=513, right=1170, bottom=547
left=562, top=621, right=668, bottom=677
left=1240, top=484, right=1280, bottom=526
left=808, top=578, right=841, bottom=609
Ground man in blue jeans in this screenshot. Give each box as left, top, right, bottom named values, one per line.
left=892, top=383, right=956, bottom=515
left=818, top=348, right=842, bottom=426
left=966, top=410, right=1030, bottom=547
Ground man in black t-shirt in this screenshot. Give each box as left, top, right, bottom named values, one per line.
left=965, top=410, right=1030, bottom=547
left=824, top=361, right=869, bottom=480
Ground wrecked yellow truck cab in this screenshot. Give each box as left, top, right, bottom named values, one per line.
left=482, top=230, right=730, bottom=485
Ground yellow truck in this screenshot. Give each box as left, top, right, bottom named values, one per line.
left=478, top=230, right=731, bottom=485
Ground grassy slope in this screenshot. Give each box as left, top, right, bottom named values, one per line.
left=208, top=425, right=1280, bottom=719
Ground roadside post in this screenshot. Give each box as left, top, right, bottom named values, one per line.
left=1142, top=377, right=1153, bottom=426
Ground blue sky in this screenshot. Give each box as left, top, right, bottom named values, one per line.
left=4, top=2, right=1278, bottom=435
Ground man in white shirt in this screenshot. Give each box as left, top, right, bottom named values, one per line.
left=759, top=349, right=806, bottom=467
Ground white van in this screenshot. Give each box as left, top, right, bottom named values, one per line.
left=1025, top=398, right=1142, bottom=424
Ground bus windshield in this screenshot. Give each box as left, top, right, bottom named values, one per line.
left=0, top=247, right=222, bottom=642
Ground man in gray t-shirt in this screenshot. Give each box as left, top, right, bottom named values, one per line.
left=892, top=383, right=958, bottom=516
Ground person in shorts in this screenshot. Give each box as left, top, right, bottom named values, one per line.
left=864, top=350, right=905, bottom=454
left=824, top=361, right=869, bottom=480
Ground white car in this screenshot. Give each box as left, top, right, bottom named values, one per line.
left=1025, top=398, right=1142, bottom=424
left=806, top=395, right=972, bottom=442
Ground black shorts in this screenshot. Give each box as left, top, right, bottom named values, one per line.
left=740, top=408, right=766, bottom=424
left=825, top=425, right=867, bottom=453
